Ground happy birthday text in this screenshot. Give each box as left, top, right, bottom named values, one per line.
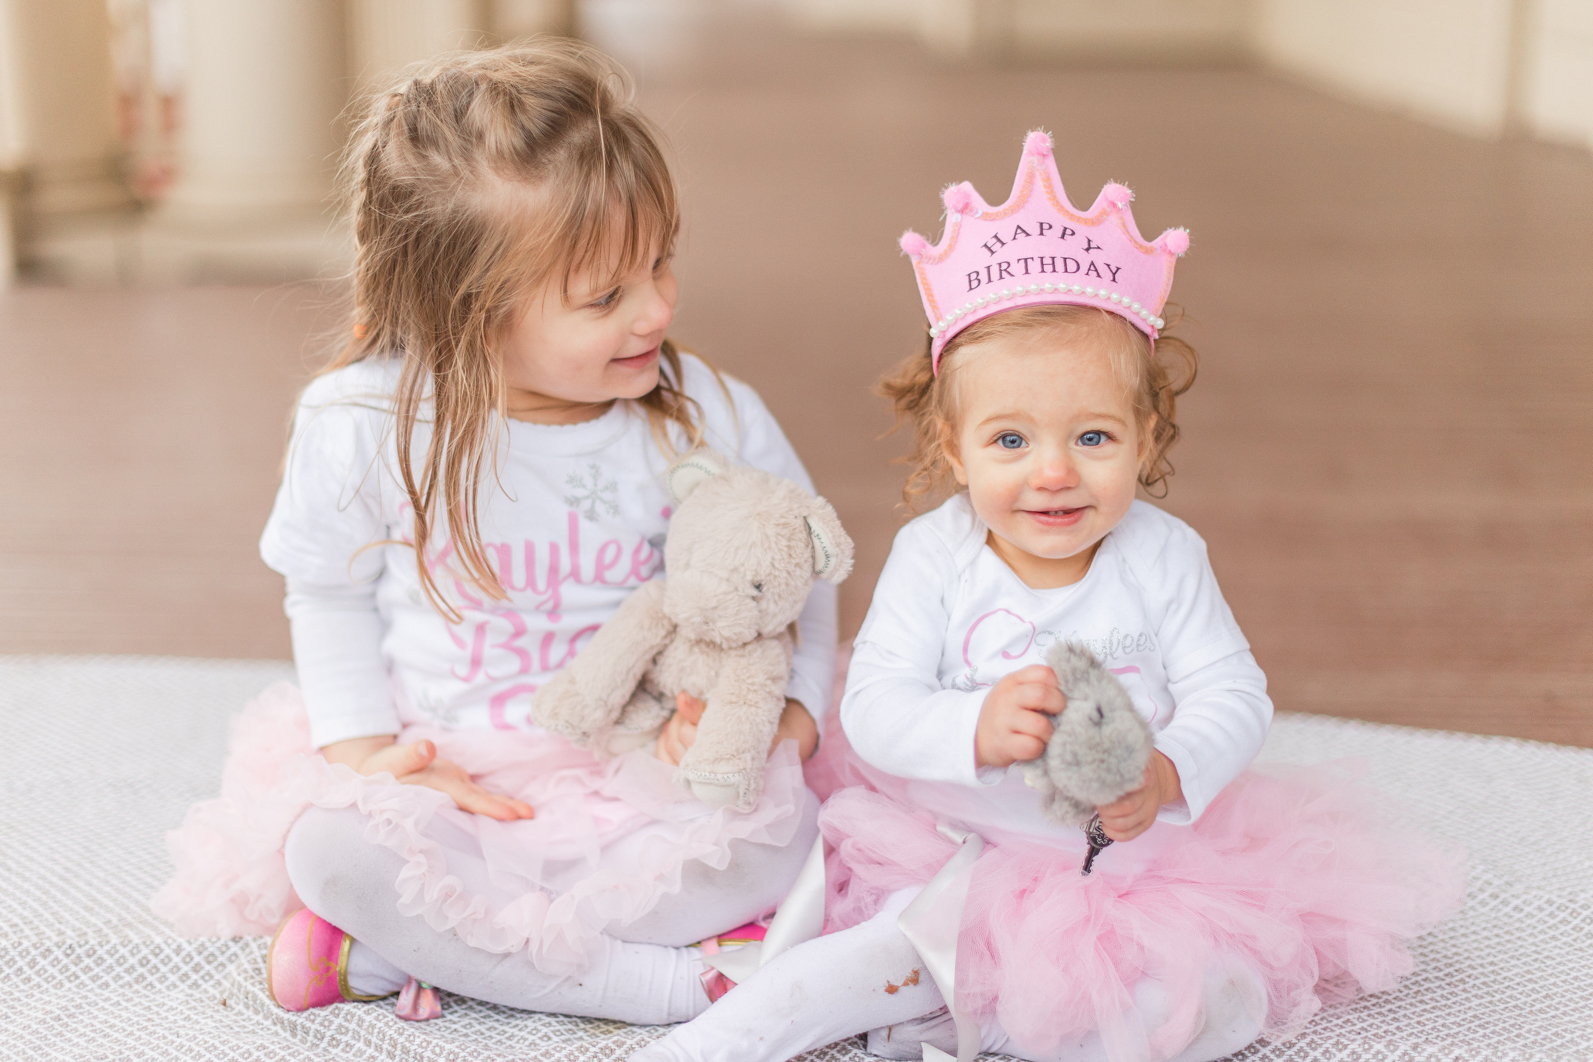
left=966, top=221, right=1122, bottom=292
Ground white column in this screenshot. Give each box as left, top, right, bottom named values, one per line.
left=0, top=0, right=134, bottom=284
left=778, top=0, right=920, bottom=34
left=918, top=0, right=1012, bottom=57
left=492, top=0, right=578, bottom=40
left=0, top=0, right=28, bottom=173
left=1518, top=0, right=1593, bottom=151
left=1008, top=0, right=1248, bottom=61
left=1253, top=0, right=1518, bottom=137
left=348, top=0, right=491, bottom=95
left=0, top=0, right=131, bottom=219
left=158, top=0, right=345, bottom=229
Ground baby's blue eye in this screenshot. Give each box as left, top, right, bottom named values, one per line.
left=1078, top=431, right=1107, bottom=447
left=996, top=432, right=1025, bottom=450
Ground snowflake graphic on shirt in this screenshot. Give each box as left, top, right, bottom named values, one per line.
left=951, top=665, right=990, bottom=692
left=564, top=463, right=619, bottom=522
left=414, top=687, right=460, bottom=727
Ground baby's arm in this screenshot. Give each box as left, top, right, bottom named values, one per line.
left=1128, top=519, right=1272, bottom=826
left=1150, top=650, right=1271, bottom=824
left=1096, top=651, right=1270, bottom=839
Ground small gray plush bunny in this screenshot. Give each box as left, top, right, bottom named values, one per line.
left=1022, top=641, right=1155, bottom=873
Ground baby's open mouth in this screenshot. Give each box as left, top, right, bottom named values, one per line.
left=1026, top=506, right=1087, bottom=525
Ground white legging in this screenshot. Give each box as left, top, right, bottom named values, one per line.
left=282, top=790, right=821, bottom=1026
left=630, top=887, right=1267, bottom=1062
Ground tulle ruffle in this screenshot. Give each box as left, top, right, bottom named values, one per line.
left=812, top=708, right=1466, bottom=1062
left=152, top=683, right=807, bottom=974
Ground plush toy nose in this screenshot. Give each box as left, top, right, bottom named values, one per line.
left=665, top=569, right=761, bottom=646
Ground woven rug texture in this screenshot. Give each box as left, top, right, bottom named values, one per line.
left=1, top=655, right=1589, bottom=1062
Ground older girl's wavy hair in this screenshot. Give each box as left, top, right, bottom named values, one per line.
left=322, top=39, right=702, bottom=620
left=878, top=304, right=1198, bottom=508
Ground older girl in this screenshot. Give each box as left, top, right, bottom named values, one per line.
left=154, top=40, right=832, bottom=1024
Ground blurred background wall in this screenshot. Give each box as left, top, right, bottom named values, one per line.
left=1, top=0, right=1589, bottom=285
left=793, top=0, right=1593, bottom=143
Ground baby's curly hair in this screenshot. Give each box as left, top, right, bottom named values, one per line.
left=878, top=304, right=1198, bottom=507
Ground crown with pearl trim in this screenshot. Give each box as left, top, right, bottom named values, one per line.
left=901, top=130, right=1189, bottom=373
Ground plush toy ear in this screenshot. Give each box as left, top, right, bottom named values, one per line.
left=666, top=450, right=728, bottom=505
left=804, top=497, right=855, bottom=584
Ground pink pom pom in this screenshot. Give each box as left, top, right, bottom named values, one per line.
left=942, top=182, right=978, bottom=216
left=1102, top=183, right=1133, bottom=209
left=899, top=231, right=931, bottom=257
left=1163, top=229, right=1190, bottom=256
left=1023, top=130, right=1053, bottom=158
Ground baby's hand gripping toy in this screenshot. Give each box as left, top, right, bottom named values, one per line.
left=1022, top=642, right=1155, bottom=874
left=532, top=450, right=854, bottom=811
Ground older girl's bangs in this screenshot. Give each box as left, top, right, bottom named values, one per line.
left=558, top=125, right=680, bottom=297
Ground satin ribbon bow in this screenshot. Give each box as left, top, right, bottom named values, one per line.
left=898, top=824, right=986, bottom=1062
left=705, top=823, right=987, bottom=1062
left=701, top=834, right=828, bottom=983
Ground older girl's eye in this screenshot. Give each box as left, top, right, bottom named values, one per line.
left=592, top=287, right=622, bottom=309
left=996, top=432, right=1026, bottom=450
left=1078, top=431, right=1108, bottom=447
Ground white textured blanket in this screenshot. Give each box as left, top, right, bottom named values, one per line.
left=2, top=656, right=1589, bottom=1061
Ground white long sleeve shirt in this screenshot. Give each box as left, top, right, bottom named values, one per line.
left=261, top=353, right=838, bottom=749
left=840, top=494, right=1271, bottom=839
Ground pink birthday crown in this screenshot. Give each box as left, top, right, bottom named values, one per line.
left=901, top=130, right=1189, bottom=372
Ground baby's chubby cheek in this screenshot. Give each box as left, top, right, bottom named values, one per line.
left=961, top=459, right=1023, bottom=522
left=972, top=496, right=1020, bottom=544
left=968, top=472, right=1043, bottom=547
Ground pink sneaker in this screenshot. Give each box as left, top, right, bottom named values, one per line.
left=266, top=908, right=391, bottom=1012
left=697, top=922, right=768, bottom=1003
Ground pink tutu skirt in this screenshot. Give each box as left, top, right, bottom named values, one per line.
left=808, top=709, right=1466, bottom=1061
left=151, top=683, right=807, bottom=974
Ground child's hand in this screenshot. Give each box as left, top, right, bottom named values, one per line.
left=656, top=693, right=820, bottom=765
left=772, top=697, right=820, bottom=760
left=1095, top=751, right=1182, bottom=841
left=975, top=664, right=1066, bottom=769
left=654, top=693, right=702, bottom=766
left=321, top=737, right=536, bottom=822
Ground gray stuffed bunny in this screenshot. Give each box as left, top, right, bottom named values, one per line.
left=1022, top=641, right=1155, bottom=872
left=532, top=450, right=853, bottom=811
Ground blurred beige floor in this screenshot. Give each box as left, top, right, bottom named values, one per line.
left=3, top=18, right=1591, bottom=746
